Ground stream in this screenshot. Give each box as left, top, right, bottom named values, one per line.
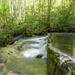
left=0, top=34, right=49, bottom=75
left=0, top=33, right=75, bottom=75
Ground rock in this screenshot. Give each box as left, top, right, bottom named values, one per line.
left=4, top=60, right=7, bottom=63
left=8, top=52, right=13, bottom=55
left=7, top=71, right=25, bottom=75
left=36, top=54, right=44, bottom=59
left=10, top=36, right=22, bottom=45
left=13, top=36, right=22, bottom=42
left=69, top=29, right=75, bottom=33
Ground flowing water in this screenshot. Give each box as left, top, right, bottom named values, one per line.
left=0, top=35, right=49, bottom=75
left=0, top=33, right=75, bottom=75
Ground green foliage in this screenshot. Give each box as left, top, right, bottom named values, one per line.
left=50, top=5, right=75, bottom=29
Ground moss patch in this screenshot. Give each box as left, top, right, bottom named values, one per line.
left=47, top=46, right=60, bottom=75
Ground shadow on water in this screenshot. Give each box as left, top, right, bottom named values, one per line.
left=50, top=33, right=75, bottom=58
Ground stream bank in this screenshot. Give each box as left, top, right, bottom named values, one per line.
left=47, top=33, right=75, bottom=75
left=0, top=28, right=75, bottom=47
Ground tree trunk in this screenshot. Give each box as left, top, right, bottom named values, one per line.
left=62, top=0, right=64, bottom=5
left=9, top=0, right=11, bottom=14
left=19, top=0, right=22, bottom=20
left=74, top=4, right=75, bottom=14
left=39, top=0, right=41, bottom=17
left=15, top=0, right=17, bottom=18
left=31, top=0, right=34, bottom=17
left=23, top=0, right=26, bottom=20
left=3, top=0, right=6, bottom=24
left=47, top=0, right=51, bottom=27
left=11, top=0, right=13, bottom=19
left=72, top=0, right=75, bottom=15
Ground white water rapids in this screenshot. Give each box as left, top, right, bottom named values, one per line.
left=15, top=34, right=50, bottom=58
left=0, top=34, right=50, bottom=75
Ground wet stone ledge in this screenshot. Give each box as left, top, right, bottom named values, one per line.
left=47, top=44, right=75, bottom=75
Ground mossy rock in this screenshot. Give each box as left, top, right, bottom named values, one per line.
left=47, top=47, right=60, bottom=75
left=47, top=45, right=75, bottom=75
left=0, top=35, right=13, bottom=47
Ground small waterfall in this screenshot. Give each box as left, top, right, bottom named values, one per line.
left=22, top=48, right=40, bottom=58
left=21, top=34, right=50, bottom=58
left=39, top=44, right=47, bottom=58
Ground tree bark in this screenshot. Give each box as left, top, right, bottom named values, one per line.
left=19, top=0, right=22, bottom=20
left=15, top=0, right=17, bottom=18
left=11, top=0, right=13, bottom=18
left=23, top=0, right=26, bottom=20
left=3, top=0, right=6, bottom=24
left=47, top=0, right=51, bottom=27
left=31, top=0, right=34, bottom=17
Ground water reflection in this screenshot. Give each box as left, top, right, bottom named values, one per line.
left=51, top=33, right=75, bottom=58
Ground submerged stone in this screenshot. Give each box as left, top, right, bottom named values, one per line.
left=69, top=29, right=75, bottom=33
left=10, top=36, right=22, bottom=45
left=36, top=54, right=44, bottom=59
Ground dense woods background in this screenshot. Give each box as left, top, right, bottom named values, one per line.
left=0, top=0, right=75, bottom=46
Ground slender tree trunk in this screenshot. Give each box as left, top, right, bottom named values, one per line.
left=33, top=0, right=34, bottom=16
left=43, top=0, right=47, bottom=21
left=11, top=0, right=13, bottom=19
left=9, top=0, right=11, bottom=14
left=9, top=0, right=13, bottom=22
left=47, top=0, right=51, bottom=27
left=3, top=0, right=6, bottom=24
left=19, top=0, right=22, bottom=20
left=69, top=0, right=74, bottom=15
left=38, top=0, right=41, bottom=18
left=39, top=0, right=40, bottom=14
left=42, top=4, right=43, bottom=20
left=42, top=0, right=45, bottom=21
left=15, top=0, right=17, bottom=18
left=74, top=4, right=75, bottom=14
left=31, top=0, right=34, bottom=17
left=72, top=0, right=75, bottom=15
left=53, top=0, right=56, bottom=8
left=23, top=0, right=26, bottom=20
left=62, top=0, right=64, bottom=5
